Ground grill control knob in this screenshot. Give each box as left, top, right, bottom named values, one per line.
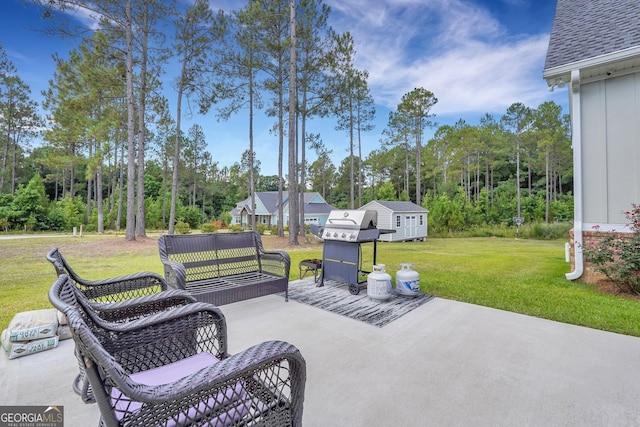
left=341, top=233, right=346, bottom=239
left=349, top=233, right=356, bottom=240
left=325, top=231, right=331, bottom=238
left=333, top=232, right=338, bottom=238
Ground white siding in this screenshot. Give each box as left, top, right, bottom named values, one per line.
left=581, top=71, right=640, bottom=226
left=377, top=212, right=393, bottom=231
left=360, top=201, right=428, bottom=242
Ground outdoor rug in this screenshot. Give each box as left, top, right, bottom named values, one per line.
left=285, top=279, right=435, bottom=327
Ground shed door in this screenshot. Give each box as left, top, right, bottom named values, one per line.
left=406, top=215, right=417, bottom=238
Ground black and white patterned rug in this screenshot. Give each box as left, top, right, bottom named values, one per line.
left=285, top=279, right=435, bottom=327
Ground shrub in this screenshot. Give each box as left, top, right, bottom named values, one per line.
left=256, top=224, right=268, bottom=235
left=581, top=204, right=640, bottom=295
left=229, top=224, right=244, bottom=232
left=211, top=220, right=226, bottom=229
left=528, top=222, right=573, bottom=240
left=178, top=206, right=203, bottom=228
left=174, top=221, right=192, bottom=234
left=49, top=195, right=85, bottom=231
left=201, top=222, right=218, bottom=233
left=218, top=212, right=232, bottom=227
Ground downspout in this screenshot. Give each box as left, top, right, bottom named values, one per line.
left=566, top=69, right=584, bottom=280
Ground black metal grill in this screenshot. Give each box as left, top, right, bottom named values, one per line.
left=311, top=210, right=394, bottom=295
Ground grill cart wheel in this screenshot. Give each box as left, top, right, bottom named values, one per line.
left=349, top=283, right=360, bottom=295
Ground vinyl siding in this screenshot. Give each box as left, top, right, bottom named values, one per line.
left=582, top=71, right=640, bottom=225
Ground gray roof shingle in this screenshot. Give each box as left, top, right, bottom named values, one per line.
left=545, top=0, right=640, bottom=71
left=233, top=192, right=335, bottom=215
left=364, top=201, right=427, bottom=213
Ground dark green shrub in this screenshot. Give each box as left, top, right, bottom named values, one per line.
left=178, top=206, right=203, bottom=228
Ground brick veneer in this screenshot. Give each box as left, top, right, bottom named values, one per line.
left=568, top=228, right=634, bottom=284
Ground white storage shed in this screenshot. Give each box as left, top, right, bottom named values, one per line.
left=360, top=201, right=428, bottom=242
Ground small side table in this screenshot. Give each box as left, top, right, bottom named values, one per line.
left=299, top=259, right=322, bottom=283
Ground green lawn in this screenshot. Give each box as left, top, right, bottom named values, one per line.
left=2, top=234, right=639, bottom=337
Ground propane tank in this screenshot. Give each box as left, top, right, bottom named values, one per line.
left=367, top=264, right=392, bottom=301
left=395, top=263, right=420, bottom=297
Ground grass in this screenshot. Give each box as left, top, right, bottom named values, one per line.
left=2, top=234, right=640, bottom=337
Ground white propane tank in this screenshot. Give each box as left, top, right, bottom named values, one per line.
left=395, top=263, right=420, bottom=297
left=367, top=264, right=392, bottom=301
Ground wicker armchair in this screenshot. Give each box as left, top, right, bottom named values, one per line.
left=50, top=275, right=306, bottom=427
left=46, top=248, right=197, bottom=402
left=47, top=247, right=179, bottom=302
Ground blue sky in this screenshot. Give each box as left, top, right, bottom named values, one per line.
left=2, top=0, right=566, bottom=176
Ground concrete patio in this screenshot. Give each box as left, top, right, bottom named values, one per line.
left=3, top=279, right=640, bottom=426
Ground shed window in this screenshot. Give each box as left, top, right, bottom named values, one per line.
left=419, top=215, right=424, bottom=226
left=396, top=215, right=401, bottom=227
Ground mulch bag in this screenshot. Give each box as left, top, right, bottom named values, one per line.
left=2, top=309, right=60, bottom=359
left=5, top=309, right=58, bottom=342
left=2, top=330, right=59, bottom=359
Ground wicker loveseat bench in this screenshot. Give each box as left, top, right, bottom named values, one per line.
left=158, top=231, right=290, bottom=306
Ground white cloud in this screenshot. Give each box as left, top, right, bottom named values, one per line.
left=325, top=0, right=553, bottom=115
left=377, top=34, right=551, bottom=115
left=48, top=1, right=104, bottom=31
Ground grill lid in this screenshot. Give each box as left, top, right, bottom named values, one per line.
left=326, top=210, right=378, bottom=230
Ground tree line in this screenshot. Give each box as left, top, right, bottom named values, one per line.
left=0, top=0, right=573, bottom=238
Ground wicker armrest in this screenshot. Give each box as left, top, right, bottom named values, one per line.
left=160, top=259, right=188, bottom=290
left=46, top=247, right=167, bottom=301
left=79, top=272, right=167, bottom=302
left=102, top=340, right=306, bottom=427
left=260, top=250, right=291, bottom=276
left=88, top=290, right=197, bottom=323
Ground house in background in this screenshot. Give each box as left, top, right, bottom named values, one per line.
left=360, top=200, right=428, bottom=242
left=543, top=0, right=640, bottom=281
left=230, top=191, right=336, bottom=228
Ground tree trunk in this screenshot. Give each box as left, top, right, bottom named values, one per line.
left=135, top=2, right=149, bottom=238
left=124, top=0, right=136, bottom=241
left=86, top=140, right=92, bottom=223
left=277, top=64, right=284, bottom=237
left=116, top=143, right=124, bottom=232
left=415, top=132, right=421, bottom=205
left=545, top=149, right=550, bottom=223
left=357, top=110, right=362, bottom=208
left=288, top=0, right=298, bottom=245
left=169, top=81, right=185, bottom=235
left=249, top=60, right=256, bottom=233
left=0, top=130, right=8, bottom=192
left=299, top=110, right=306, bottom=237
left=349, top=97, right=354, bottom=209
left=97, top=162, right=104, bottom=233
